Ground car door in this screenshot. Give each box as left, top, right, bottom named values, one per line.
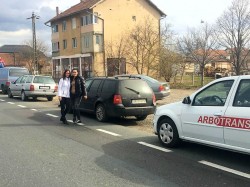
left=11, top=76, right=22, bottom=95
left=181, top=79, right=234, bottom=144
left=223, top=77, right=250, bottom=151
left=18, top=76, right=28, bottom=96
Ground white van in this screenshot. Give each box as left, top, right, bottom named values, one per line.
left=0, top=67, right=29, bottom=94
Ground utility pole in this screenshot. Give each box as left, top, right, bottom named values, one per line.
left=27, top=12, right=39, bottom=74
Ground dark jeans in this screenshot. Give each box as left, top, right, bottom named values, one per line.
left=70, top=94, right=82, bottom=120
left=60, top=97, right=71, bottom=120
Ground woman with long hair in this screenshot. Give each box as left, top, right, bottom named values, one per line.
left=70, top=68, right=87, bottom=123
left=58, top=69, right=71, bottom=124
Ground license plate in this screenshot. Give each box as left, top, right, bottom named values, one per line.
left=132, top=99, right=146, bottom=104
left=39, top=86, right=50, bottom=90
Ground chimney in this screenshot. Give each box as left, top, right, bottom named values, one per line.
left=56, top=7, right=59, bottom=16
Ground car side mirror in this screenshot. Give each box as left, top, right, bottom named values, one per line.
left=11, top=81, right=15, bottom=84
left=182, top=96, right=191, bottom=104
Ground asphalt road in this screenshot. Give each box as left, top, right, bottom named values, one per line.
left=0, top=95, right=249, bottom=187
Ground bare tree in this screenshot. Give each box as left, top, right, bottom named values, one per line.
left=178, top=23, right=218, bottom=86
left=216, top=0, right=250, bottom=75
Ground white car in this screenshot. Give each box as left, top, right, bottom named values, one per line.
left=153, top=75, right=250, bottom=154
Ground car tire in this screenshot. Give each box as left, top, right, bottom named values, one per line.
left=1, top=85, right=7, bottom=94
left=95, top=104, right=107, bottom=122
left=21, top=91, right=27, bottom=101
left=47, top=97, right=53, bottom=101
left=157, top=118, right=180, bottom=148
left=8, top=89, right=13, bottom=98
left=135, top=115, right=147, bottom=121
left=33, top=97, right=37, bottom=101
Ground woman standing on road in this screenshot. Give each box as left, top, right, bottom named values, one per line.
left=58, top=69, right=71, bottom=124
left=70, top=68, right=87, bottom=123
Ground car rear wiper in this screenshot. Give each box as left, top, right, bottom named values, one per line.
left=125, top=87, right=140, bottom=95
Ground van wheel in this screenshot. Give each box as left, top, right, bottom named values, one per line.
left=157, top=118, right=180, bottom=148
left=8, top=89, right=13, bottom=98
left=135, top=115, right=147, bottom=121
left=21, top=91, right=27, bottom=101
left=47, top=97, right=53, bottom=101
left=1, top=85, right=7, bottom=94
left=95, top=104, right=107, bottom=122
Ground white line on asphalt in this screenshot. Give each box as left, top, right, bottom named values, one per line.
left=46, top=113, right=59, bottom=118
left=31, top=109, right=38, bottom=111
left=0, top=99, right=5, bottom=101
left=7, top=102, right=15, bottom=104
left=199, top=160, right=250, bottom=179
left=96, top=129, right=121, bottom=136
left=138, top=142, right=172, bottom=153
left=17, top=105, right=26, bottom=108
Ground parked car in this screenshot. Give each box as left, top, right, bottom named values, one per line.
left=115, top=74, right=170, bottom=100
left=153, top=75, right=250, bottom=154
left=79, top=76, right=156, bottom=122
left=0, top=67, right=29, bottom=94
left=8, top=75, right=58, bottom=101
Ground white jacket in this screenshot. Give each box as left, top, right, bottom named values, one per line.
left=58, top=77, right=70, bottom=98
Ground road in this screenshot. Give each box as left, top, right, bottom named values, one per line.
left=0, top=95, right=249, bottom=187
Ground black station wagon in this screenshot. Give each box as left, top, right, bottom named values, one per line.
left=79, top=77, right=156, bottom=122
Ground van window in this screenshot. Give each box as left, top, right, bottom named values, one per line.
left=9, top=69, right=29, bottom=77
left=33, top=76, right=55, bottom=84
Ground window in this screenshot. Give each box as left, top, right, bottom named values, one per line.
left=89, top=80, right=102, bottom=92
left=233, top=79, right=250, bottom=107
left=63, top=39, right=67, bottom=49
left=83, top=36, right=90, bottom=48
left=96, top=35, right=100, bottom=44
left=81, top=15, right=94, bottom=26
left=15, top=77, right=23, bottom=84
left=62, top=21, right=67, bottom=32
left=20, top=76, right=27, bottom=83
left=9, top=69, right=29, bottom=77
left=33, top=76, right=55, bottom=84
left=52, top=42, right=60, bottom=52
left=193, top=80, right=234, bottom=106
left=72, top=38, right=77, bottom=48
left=102, top=80, right=116, bottom=93
left=25, top=76, right=33, bottom=83
left=52, top=25, right=58, bottom=33
left=72, top=18, right=76, bottom=29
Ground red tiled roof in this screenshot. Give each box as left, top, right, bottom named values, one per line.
left=46, top=0, right=166, bottom=24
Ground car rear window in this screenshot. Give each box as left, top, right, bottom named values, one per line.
left=33, top=76, right=55, bottom=84
left=9, top=69, right=29, bottom=77
left=120, top=80, right=152, bottom=94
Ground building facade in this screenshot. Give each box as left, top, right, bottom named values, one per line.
left=45, top=0, right=165, bottom=79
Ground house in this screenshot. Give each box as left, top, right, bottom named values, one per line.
left=45, top=0, right=165, bottom=79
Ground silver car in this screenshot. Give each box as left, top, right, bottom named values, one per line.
left=8, top=75, right=58, bottom=101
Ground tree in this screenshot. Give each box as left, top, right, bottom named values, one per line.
left=216, top=0, right=250, bottom=75
left=178, top=23, right=218, bottom=86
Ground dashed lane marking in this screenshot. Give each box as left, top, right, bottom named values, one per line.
left=7, top=102, right=15, bottom=105
left=199, top=160, right=250, bottom=179
left=31, top=109, right=38, bottom=111
left=0, top=99, right=5, bottom=101
left=138, top=142, right=172, bottom=153
left=46, top=113, right=59, bottom=118
left=96, top=129, right=121, bottom=137
left=17, top=105, right=26, bottom=108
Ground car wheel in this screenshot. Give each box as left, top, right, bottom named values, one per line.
left=135, top=115, right=147, bottom=121
left=47, top=97, right=53, bottom=101
left=95, top=104, right=107, bottom=122
left=1, top=85, right=7, bottom=94
left=33, top=97, right=37, bottom=101
left=21, top=91, right=27, bottom=101
left=8, top=89, right=13, bottom=98
left=157, top=118, right=180, bottom=148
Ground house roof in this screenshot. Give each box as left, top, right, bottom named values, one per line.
left=46, top=0, right=166, bottom=24
left=0, top=45, right=32, bottom=53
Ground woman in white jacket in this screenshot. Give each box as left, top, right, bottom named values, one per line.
left=58, top=69, right=71, bottom=124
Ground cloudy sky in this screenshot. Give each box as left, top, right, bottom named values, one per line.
left=0, top=0, right=234, bottom=49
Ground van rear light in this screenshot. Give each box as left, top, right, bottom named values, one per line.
left=113, top=95, right=122, bottom=104
left=153, top=94, right=156, bottom=105
left=30, top=85, right=35, bottom=91
left=159, top=85, right=165, bottom=91
left=54, top=85, right=58, bottom=92
left=6, top=81, right=10, bottom=86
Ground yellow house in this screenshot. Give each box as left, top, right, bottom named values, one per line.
left=45, top=0, right=165, bottom=79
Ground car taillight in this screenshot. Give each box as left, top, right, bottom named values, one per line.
left=6, top=81, right=10, bottom=86
left=159, top=85, right=165, bottom=91
left=113, top=95, right=122, bottom=104
left=30, top=85, right=35, bottom=91
left=54, top=85, right=58, bottom=92
left=153, top=94, right=156, bottom=105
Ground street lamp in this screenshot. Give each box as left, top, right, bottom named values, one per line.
left=27, top=12, right=40, bottom=74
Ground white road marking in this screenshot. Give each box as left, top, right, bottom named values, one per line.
left=199, top=160, right=250, bottom=179
left=7, top=102, right=15, bottom=104
left=0, top=99, right=5, bottom=101
left=138, top=142, right=172, bottom=153
left=96, top=129, right=121, bottom=137
left=17, top=105, right=26, bottom=108
left=31, top=109, right=38, bottom=111
left=46, top=114, right=59, bottom=118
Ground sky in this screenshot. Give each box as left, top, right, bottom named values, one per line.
left=0, top=0, right=234, bottom=50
